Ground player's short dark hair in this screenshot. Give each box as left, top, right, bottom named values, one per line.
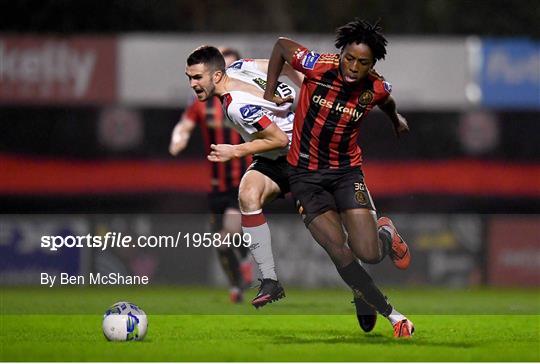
left=335, top=18, right=388, bottom=63
left=220, top=47, right=241, bottom=61
left=187, top=45, right=225, bottom=72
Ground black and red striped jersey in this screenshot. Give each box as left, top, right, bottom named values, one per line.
left=183, top=97, right=251, bottom=192
left=288, top=47, right=392, bottom=170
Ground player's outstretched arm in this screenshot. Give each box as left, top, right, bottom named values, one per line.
left=253, top=59, right=303, bottom=88
left=207, top=123, right=289, bottom=162
left=169, top=118, right=196, bottom=156
left=264, top=37, right=304, bottom=105
left=282, top=63, right=304, bottom=88
left=378, top=95, right=410, bottom=137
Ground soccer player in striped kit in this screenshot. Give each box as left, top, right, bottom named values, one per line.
left=263, top=19, right=415, bottom=337
left=170, top=48, right=253, bottom=304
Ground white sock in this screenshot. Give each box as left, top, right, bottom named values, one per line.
left=241, top=209, right=277, bottom=281
left=387, top=308, right=407, bottom=325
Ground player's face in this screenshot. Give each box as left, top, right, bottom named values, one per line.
left=339, top=43, right=374, bottom=84
left=185, top=63, right=217, bottom=101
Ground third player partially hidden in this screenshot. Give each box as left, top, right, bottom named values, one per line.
left=264, top=18, right=414, bottom=338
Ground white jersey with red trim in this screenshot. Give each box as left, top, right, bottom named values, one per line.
left=221, top=59, right=295, bottom=160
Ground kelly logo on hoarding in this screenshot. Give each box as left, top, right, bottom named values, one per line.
left=0, top=41, right=97, bottom=97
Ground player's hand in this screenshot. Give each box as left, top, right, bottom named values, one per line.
left=169, top=126, right=188, bottom=156
left=265, top=95, right=294, bottom=106
left=208, top=144, right=237, bottom=162
left=393, top=113, right=410, bottom=137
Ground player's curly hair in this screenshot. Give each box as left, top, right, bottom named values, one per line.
left=187, top=45, right=225, bottom=72
left=335, top=18, right=388, bottom=63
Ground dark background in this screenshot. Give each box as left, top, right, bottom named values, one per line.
left=1, top=0, right=539, bottom=214
left=3, top=0, right=539, bottom=37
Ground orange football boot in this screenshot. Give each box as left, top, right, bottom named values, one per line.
left=393, top=318, right=415, bottom=338
left=378, top=216, right=411, bottom=270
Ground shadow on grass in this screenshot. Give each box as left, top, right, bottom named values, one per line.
left=265, top=330, right=476, bottom=349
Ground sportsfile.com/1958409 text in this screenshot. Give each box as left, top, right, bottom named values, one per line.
left=40, top=232, right=252, bottom=251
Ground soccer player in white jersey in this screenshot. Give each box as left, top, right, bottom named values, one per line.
left=185, top=45, right=302, bottom=308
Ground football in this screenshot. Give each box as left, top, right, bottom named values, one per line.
left=102, top=301, right=148, bottom=341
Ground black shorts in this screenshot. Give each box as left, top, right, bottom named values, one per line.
left=247, top=156, right=290, bottom=196
left=288, top=166, right=376, bottom=226
left=208, top=190, right=239, bottom=232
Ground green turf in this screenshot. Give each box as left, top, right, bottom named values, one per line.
left=1, top=287, right=539, bottom=361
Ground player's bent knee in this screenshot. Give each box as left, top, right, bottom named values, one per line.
left=238, top=187, right=263, bottom=212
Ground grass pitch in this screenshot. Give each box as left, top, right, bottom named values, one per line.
left=1, top=286, right=539, bottom=361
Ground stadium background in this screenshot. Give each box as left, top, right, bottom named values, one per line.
left=1, top=0, right=539, bottom=296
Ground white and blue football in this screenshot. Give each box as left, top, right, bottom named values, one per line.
left=102, top=301, right=148, bottom=341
